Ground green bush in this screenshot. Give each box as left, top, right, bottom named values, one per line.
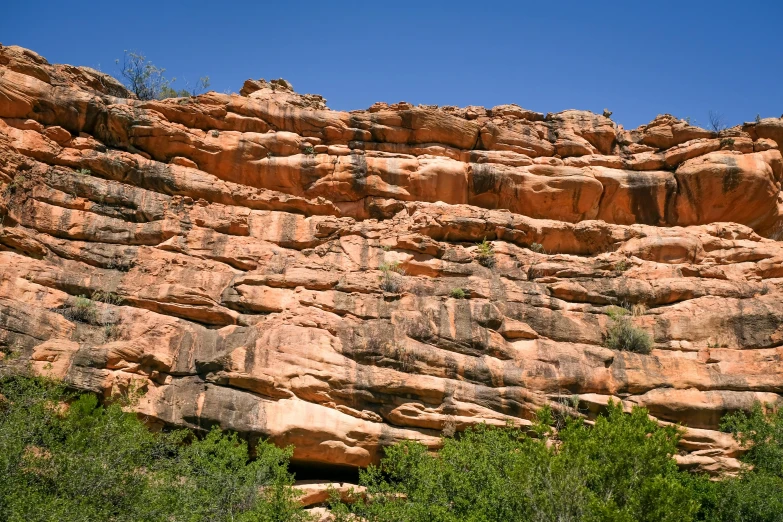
left=475, top=238, right=495, bottom=268
left=0, top=376, right=308, bottom=522
left=613, top=258, right=630, bottom=273
left=690, top=402, right=783, bottom=521
left=66, top=295, right=98, bottom=324
left=336, top=402, right=698, bottom=522
left=449, top=288, right=467, bottom=299
left=379, top=261, right=405, bottom=293
left=605, top=307, right=653, bottom=354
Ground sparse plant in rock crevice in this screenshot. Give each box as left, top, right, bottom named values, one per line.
left=386, top=342, right=418, bottom=372
left=604, top=306, right=653, bottom=354
left=106, top=255, right=135, bottom=272
left=475, top=238, right=495, bottom=268
left=92, top=290, right=125, bottom=307
left=613, top=258, right=631, bottom=274
left=59, top=291, right=124, bottom=336
left=64, top=295, right=98, bottom=324
left=720, top=137, right=736, bottom=150
left=379, top=261, right=406, bottom=293
left=449, top=288, right=468, bottom=299
left=529, top=242, right=545, bottom=254
left=5, top=174, right=27, bottom=194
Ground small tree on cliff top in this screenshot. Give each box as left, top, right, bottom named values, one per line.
left=117, top=51, right=171, bottom=100
left=117, top=50, right=210, bottom=100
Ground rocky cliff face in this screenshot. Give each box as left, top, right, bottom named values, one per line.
left=2, top=44, right=783, bottom=477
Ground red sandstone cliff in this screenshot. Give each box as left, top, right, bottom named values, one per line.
left=2, top=44, right=783, bottom=477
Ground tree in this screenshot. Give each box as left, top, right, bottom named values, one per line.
left=117, top=51, right=210, bottom=100
left=708, top=110, right=727, bottom=132
left=117, top=50, right=172, bottom=101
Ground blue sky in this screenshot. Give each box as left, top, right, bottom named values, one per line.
left=3, top=1, right=781, bottom=129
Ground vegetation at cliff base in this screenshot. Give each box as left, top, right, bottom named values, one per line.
left=0, top=376, right=308, bottom=522
left=332, top=403, right=783, bottom=522
left=3, top=376, right=783, bottom=521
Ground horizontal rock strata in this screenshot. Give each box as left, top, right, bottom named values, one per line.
left=2, top=44, right=783, bottom=475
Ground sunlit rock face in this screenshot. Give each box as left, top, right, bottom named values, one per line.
left=2, top=43, right=782, bottom=476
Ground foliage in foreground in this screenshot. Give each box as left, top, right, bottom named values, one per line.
left=4, top=376, right=783, bottom=521
left=333, top=402, right=783, bottom=522
left=0, top=376, right=308, bottom=522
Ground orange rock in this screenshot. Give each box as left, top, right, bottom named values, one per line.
left=1, top=45, right=783, bottom=477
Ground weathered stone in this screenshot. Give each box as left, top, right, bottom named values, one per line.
left=1, top=46, right=783, bottom=478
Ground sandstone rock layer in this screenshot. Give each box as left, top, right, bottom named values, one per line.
left=2, top=44, right=782, bottom=475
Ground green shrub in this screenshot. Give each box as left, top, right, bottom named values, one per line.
left=720, top=137, right=735, bottom=150
left=692, top=402, right=783, bottom=520
left=475, top=238, right=495, bottom=268
left=529, top=242, right=545, bottom=253
left=449, top=288, right=467, bottom=299
left=67, top=295, right=98, bottom=324
left=721, top=402, right=783, bottom=476
left=614, top=258, right=631, bottom=273
left=379, top=261, right=405, bottom=293
left=604, top=307, right=653, bottom=354
left=336, top=402, right=699, bottom=522
left=0, top=376, right=308, bottom=522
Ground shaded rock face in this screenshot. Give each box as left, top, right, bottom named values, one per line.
left=1, top=44, right=782, bottom=476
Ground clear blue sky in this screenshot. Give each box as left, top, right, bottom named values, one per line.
left=3, top=1, right=782, bottom=129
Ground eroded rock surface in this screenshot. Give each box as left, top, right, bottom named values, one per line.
left=2, top=44, right=782, bottom=475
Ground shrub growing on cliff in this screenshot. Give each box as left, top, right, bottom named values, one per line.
left=708, top=110, right=727, bottom=132
left=604, top=307, right=653, bottom=354
left=65, top=294, right=98, bottom=324
left=379, top=261, right=405, bottom=293
left=449, top=288, right=467, bottom=299
left=475, top=238, right=495, bottom=268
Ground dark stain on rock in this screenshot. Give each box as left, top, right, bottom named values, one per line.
left=722, top=156, right=742, bottom=193
left=470, top=163, right=499, bottom=196
left=628, top=172, right=663, bottom=225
